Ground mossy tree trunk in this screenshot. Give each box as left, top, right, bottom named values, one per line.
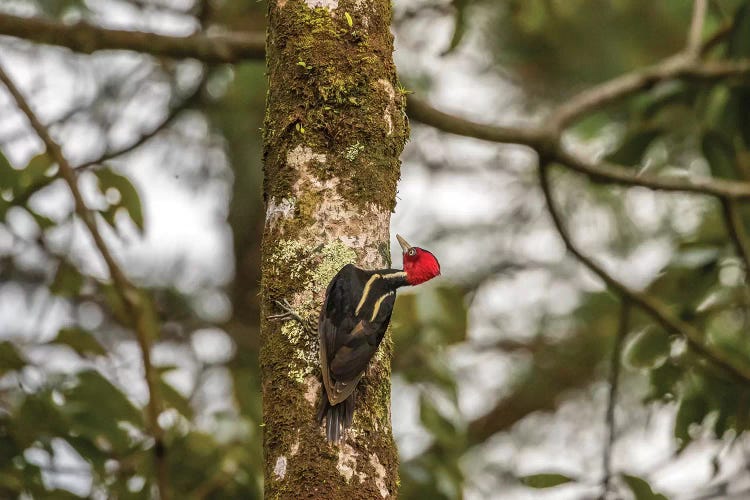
left=260, top=0, right=408, bottom=498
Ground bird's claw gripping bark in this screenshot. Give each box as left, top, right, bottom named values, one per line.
left=268, top=299, right=316, bottom=334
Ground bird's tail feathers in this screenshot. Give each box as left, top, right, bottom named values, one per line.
left=317, top=387, right=355, bottom=443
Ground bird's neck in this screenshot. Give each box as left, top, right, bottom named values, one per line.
left=377, top=269, right=410, bottom=290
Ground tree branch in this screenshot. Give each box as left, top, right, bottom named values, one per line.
left=0, top=12, right=264, bottom=63
left=687, top=0, right=708, bottom=57
left=0, top=63, right=171, bottom=500
left=721, top=198, right=750, bottom=278
left=599, top=301, right=628, bottom=500
left=538, top=163, right=750, bottom=386
left=405, top=95, right=544, bottom=147
left=464, top=328, right=609, bottom=445
left=549, top=56, right=750, bottom=131
left=76, top=72, right=207, bottom=169
left=409, top=95, right=750, bottom=199
left=552, top=147, right=750, bottom=199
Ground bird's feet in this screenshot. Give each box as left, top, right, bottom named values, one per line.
left=268, top=299, right=316, bottom=334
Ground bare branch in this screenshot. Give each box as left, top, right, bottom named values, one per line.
left=0, top=63, right=171, bottom=500
left=599, top=301, right=628, bottom=500
left=553, top=147, right=750, bottom=199
left=538, top=164, right=750, bottom=386
left=0, top=12, right=264, bottom=63
left=721, top=199, right=750, bottom=278
left=687, top=0, right=708, bottom=57
left=701, top=23, right=732, bottom=56
left=76, top=74, right=207, bottom=169
left=549, top=56, right=750, bottom=131
left=408, top=96, right=750, bottom=199
left=406, top=95, right=544, bottom=147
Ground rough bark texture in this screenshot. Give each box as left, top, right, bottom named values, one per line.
left=261, top=0, right=408, bottom=498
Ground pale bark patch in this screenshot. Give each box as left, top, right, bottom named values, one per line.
left=337, top=443, right=359, bottom=482
left=369, top=453, right=389, bottom=498
left=304, top=0, right=339, bottom=10
left=274, top=455, right=287, bottom=480
left=266, top=197, right=296, bottom=231
left=304, top=376, right=321, bottom=407
left=288, top=145, right=326, bottom=171
left=286, top=144, right=389, bottom=269
left=377, top=79, right=396, bottom=136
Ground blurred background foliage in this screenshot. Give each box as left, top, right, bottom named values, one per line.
left=1, top=0, right=750, bottom=499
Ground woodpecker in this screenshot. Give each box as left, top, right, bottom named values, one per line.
left=317, top=234, right=441, bottom=442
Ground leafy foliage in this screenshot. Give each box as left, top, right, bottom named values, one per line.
left=95, top=166, right=145, bottom=232
left=622, top=474, right=668, bottom=500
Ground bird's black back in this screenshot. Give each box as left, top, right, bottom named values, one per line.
left=318, top=264, right=405, bottom=441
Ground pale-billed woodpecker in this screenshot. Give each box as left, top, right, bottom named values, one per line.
left=318, top=234, right=440, bottom=442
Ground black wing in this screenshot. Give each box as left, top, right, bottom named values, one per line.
left=319, top=264, right=395, bottom=405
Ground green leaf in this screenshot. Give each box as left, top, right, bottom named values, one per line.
left=701, top=130, right=737, bottom=179
left=10, top=391, right=67, bottom=448
left=18, top=154, right=52, bottom=191
left=0, top=151, right=18, bottom=197
left=674, top=392, right=708, bottom=448
left=728, top=4, right=750, bottom=59
left=63, top=435, right=109, bottom=475
left=36, top=489, right=85, bottom=499
left=50, top=328, right=106, bottom=357
left=520, top=473, right=575, bottom=489
left=0, top=197, right=10, bottom=221
left=621, top=474, right=668, bottom=500
left=624, top=327, right=670, bottom=370
left=442, top=0, right=469, bottom=56
left=64, top=370, right=142, bottom=427
left=99, top=206, right=118, bottom=229
left=429, top=285, right=468, bottom=344
left=0, top=341, right=25, bottom=377
left=606, top=128, right=660, bottom=165
left=26, top=207, right=56, bottom=230
left=419, top=394, right=459, bottom=449
left=50, top=261, right=84, bottom=297
left=100, top=284, right=129, bottom=325
left=95, top=167, right=144, bottom=232
left=344, top=11, right=353, bottom=27
left=646, top=362, right=683, bottom=401
left=160, top=378, right=193, bottom=418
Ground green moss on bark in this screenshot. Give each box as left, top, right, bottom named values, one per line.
left=263, top=0, right=408, bottom=212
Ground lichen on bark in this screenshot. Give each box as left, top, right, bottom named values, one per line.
left=260, top=0, right=408, bottom=497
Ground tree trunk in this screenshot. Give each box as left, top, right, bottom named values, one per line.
left=260, top=0, right=408, bottom=497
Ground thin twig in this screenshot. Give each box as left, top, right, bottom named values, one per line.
left=549, top=56, right=750, bottom=131
left=552, top=148, right=750, bottom=199
left=701, top=23, right=732, bottom=56
left=687, top=0, right=708, bottom=57
left=599, top=301, right=629, bottom=500
left=721, top=198, right=750, bottom=279
left=538, top=164, right=750, bottom=385
left=7, top=77, right=205, bottom=210
left=76, top=75, right=207, bottom=170
left=268, top=299, right=316, bottom=335
left=0, top=63, right=171, bottom=500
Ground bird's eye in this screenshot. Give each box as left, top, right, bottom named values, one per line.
left=408, top=248, right=416, bottom=256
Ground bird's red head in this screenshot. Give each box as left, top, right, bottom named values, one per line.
left=397, top=234, right=441, bottom=286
